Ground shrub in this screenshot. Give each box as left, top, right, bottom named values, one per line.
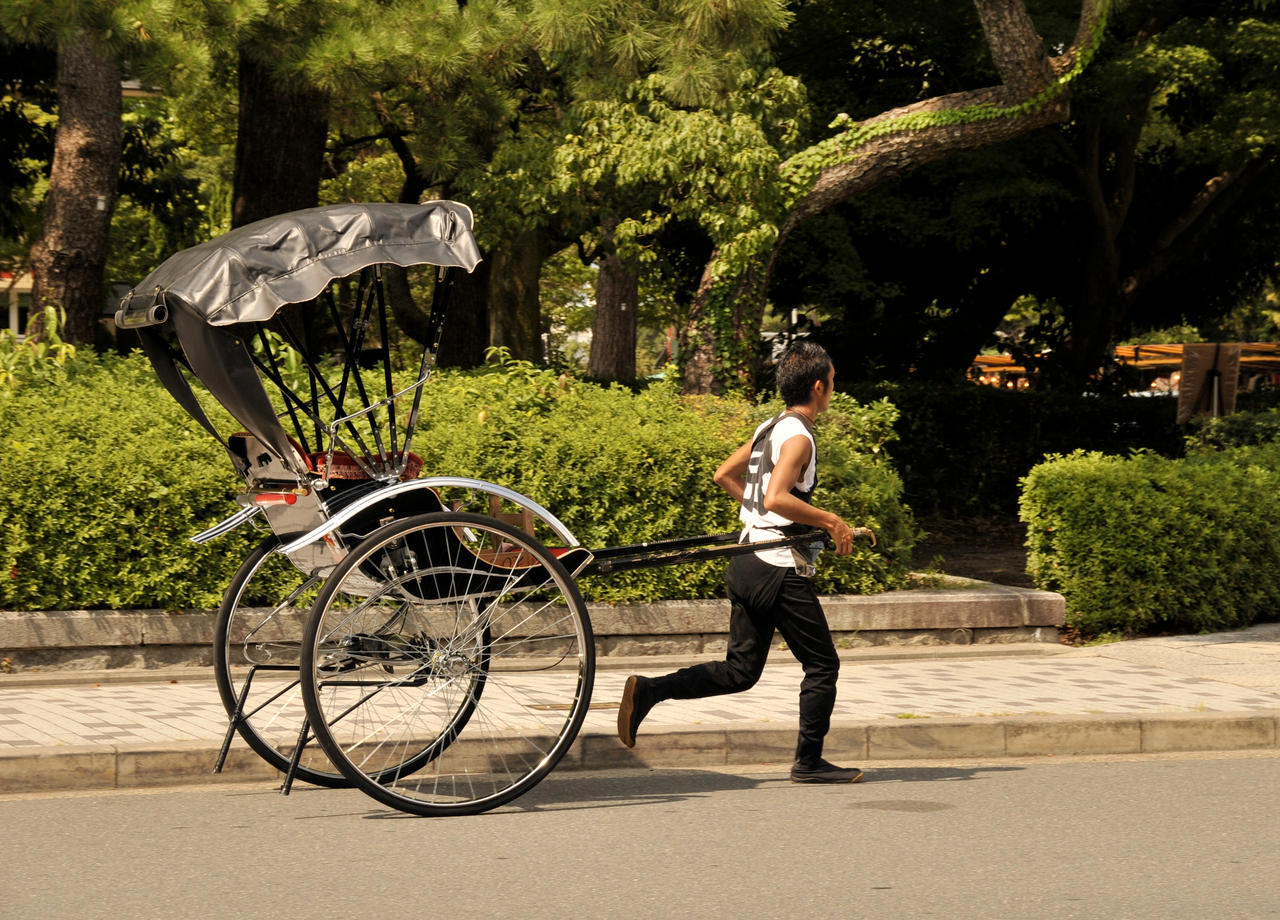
left=0, top=350, right=915, bottom=610
left=413, top=367, right=916, bottom=603
left=0, top=306, right=78, bottom=393
left=0, top=351, right=257, bottom=609
left=1019, top=449, right=1280, bottom=637
left=1185, top=407, right=1280, bottom=450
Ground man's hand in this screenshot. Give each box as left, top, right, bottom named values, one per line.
left=823, top=519, right=877, bottom=555
left=825, top=516, right=855, bottom=556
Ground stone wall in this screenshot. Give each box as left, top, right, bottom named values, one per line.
left=0, top=579, right=1064, bottom=671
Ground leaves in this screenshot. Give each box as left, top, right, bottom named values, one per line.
left=0, top=304, right=75, bottom=393
left=0, top=349, right=251, bottom=609
left=1021, top=446, right=1280, bottom=636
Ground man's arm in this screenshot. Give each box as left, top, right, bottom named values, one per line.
left=762, top=435, right=856, bottom=556
left=712, top=439, right=753, bottom=506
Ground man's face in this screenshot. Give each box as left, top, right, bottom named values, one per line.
left=816, top=366, right=835, bottom=414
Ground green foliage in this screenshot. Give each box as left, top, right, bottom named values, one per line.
left=1120, top=324, right=1206, bottom=346
left=550, top=69, right=804, bottom=265
left=0, top=0, right=164, bottom=50
left=807, top=392, right=917, bottom=595
left=769, top=2, right=1280, bottom=389
left=779, top=1, right=1114, bottom=204
left=0, top=304, right=76, bottom=392
left=107, top=95, right=223, bottom=284
left=1020, top=447, right=1280, bottom=636
left=414, top=358, right=914, bottom=602
left=0, top=348, right=914, bottom=610
left=538, top=246, right=596, bottom=373
left=0, top=40, right=54, bottom=241
left=0, top=350, right=255, bottom=610
left=528, top=0, right=791, bottom=107
left=1185, top=406, right=1280, bottom=451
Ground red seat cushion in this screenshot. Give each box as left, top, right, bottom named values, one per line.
left=313, top=451, right=423, bottom=481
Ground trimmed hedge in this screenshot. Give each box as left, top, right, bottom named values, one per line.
left=401, top=362, right=916, bottom=602
left=1019, top=448, right=1280, bottom=637
left=0, top=350, right=916, bottom=610
left=0, top=353, right=257, bottom=609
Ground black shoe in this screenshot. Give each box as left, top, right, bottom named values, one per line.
left=617, top=675, right=657, bottom=748
left=790, top=758, right=864, bottom=784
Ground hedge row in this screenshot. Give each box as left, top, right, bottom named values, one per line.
left=0, top=350, right=916, bottom=610
left=1019, top=445, right=1280, bottom=637
left=0, top=353, right=255, bottom=610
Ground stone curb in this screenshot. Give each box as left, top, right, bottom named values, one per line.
left=3, top=711, right=1276, bottom=796
left=0, top=580, right=1066, bottom=669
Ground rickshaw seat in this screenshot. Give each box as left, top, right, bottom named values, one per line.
left=311, top=450, right=424, bottom=482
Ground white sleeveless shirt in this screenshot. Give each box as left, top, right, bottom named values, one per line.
left=739, top=414, right=817, bottom=568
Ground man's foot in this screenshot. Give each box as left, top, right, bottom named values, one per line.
left=789, top=758, right=864, bottom=784
left=617, top=675, right=657, bottom=748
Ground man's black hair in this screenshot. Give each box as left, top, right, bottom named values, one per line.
left=776, top=340, right=833, bottom=407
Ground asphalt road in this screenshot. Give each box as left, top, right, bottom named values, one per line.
left=3, top=752, right=1279, bottom=920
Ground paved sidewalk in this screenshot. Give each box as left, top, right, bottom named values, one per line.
left=2, top=624, right=1279, bottom=793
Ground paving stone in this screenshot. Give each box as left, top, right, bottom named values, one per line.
left=1, top=622, right=1278, bottom=792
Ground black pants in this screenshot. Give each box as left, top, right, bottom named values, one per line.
left=650, top=553, right=840, bottom=765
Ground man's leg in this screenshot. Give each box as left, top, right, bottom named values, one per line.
left=618, top=555, right=781, bottom=747
left=774, top=573, right=862, bottom=783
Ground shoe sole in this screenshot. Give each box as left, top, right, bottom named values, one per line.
left=617, top=675, right=639, bottom=748
left=790, top=770, right=864, bottom=784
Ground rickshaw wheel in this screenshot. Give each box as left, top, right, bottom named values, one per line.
left=214, top=536, right=350, bottom=787
left=214, top=537, right=456, bottom=788
left=300, top=512, right=595, bottom=817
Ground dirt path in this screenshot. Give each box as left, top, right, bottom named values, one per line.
left=911, top=517, right=1033, bottom=588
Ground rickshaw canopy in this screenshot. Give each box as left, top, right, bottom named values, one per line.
left=115, top=201, right=481, bottom=329
left=113, top=201, right=482, bottom=483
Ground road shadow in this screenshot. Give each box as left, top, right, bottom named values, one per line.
left=860, top=764, right=1025, bottom=784
left=251, top=760, right=1029, bottom=820
left=356, top=762, right=1027, bottom=819
left=349, top=767, right=770, bottom=819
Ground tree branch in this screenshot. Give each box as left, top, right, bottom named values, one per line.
left=778, top=0, right=1103, bottom=242
left=973, top=0, right=1055, bottom=98
left=371, top=91, right=424, bottom=204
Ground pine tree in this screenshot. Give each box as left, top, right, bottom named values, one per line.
left=4, top=5, right=124, bottom=342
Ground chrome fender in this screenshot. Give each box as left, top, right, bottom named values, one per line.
left=275, top=477, right=579, bottom=557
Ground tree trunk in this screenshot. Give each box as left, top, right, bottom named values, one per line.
left=680, top=259, right=763, bottom=395
left=487, top=228, right=551, bottom=362
left=27, top=30, right=122, bottom=345
left=680, top=262, right=720, bottom=394
left=437, top=257, right=491, bottom=368
left=231, top=49, right=329, bottom=228
left=588, top=248, right=638, bottom=381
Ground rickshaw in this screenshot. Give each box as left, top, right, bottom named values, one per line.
left=116, top=201, right=834, bottom=816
